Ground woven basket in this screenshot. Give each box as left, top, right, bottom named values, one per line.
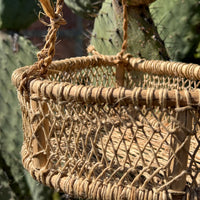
left=12, top=0, right=200, bottom=199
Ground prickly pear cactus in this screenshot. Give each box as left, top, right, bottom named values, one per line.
left=0, top=165, right=16, bottom=200
left=64, top=0, right=103, bottom=17
left=150, top=0, right=200, bottom=63
left=0, top=31, right=53, bottom=200
left=195, top=42, right=200, bottom=60
left=90, top=0, right=169, bottom=60
left=0, top=0, right=39, bottom=31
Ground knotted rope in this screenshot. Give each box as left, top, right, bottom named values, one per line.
left=88, top=0, right=131, bottom=67
left=118, top=0, right=128, bottom=58
left=19, top=0, right=66, bottom=94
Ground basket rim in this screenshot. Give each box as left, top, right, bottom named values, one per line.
left=47, top=55, right=200, bottom=81
left=12, top=55, right=200, bottom=108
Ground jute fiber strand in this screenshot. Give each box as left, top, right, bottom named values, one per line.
left=12, top=0, right=200, bottom=199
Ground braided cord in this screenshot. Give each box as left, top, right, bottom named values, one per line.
left=19, top=0, right=66, bottom=95
left=119, top=0, right=128, bottom=58
left=37, top=0, right=66, bottom=74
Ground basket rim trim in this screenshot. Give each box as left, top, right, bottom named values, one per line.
left=11, top=55, right=200, bottom=107
left=12, top=55, right=200, bottom=87
left=12, top=77, right=200, bottom=108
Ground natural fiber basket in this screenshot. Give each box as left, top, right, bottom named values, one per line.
left=12, top=0, right=200, bottom=199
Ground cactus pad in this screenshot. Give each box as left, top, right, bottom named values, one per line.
left=150, top=0, right=200, bottom=63
left=0, top=0, right=39, bottom=31
left=64, top=0, right=103, bottom=18
left=0, top=31, right=53, bottom=199
left=90, top=0, right=169, bottom=60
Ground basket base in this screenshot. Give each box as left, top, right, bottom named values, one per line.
left=21, top=143, right=200, bottom=200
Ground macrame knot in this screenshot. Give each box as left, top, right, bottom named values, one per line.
left=50, top=13, right=66, bottom=28
left=18, top=0, right=66, bottom=97
left=115, top=52, right=132, bottom=66
left=36, top=50, right=51, bottom=75
left=87, top=45, right=100, bottom=55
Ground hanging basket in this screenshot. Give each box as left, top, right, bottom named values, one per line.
left=12, top=0, right=200, bottom=199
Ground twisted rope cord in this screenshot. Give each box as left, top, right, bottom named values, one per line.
left=88, top=0, right=130, bottom=65
left=37, top=0, right=66, bottom=73
left=118, top=0, right=128, bottom=58
left=19, top=0, right=66, bottom=94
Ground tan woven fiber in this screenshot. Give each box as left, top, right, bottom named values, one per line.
left=19, top=0, right=66, bottom=93
left=12, top=0, right=200, bottom=199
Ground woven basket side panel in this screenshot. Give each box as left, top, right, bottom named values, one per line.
left=19, top=89, right=200, bottom=197
left=48, top=65, right=116, bottom=88
left=125, top=71, right=200, bottom=90
left=48, top=64, right=200, bottom=90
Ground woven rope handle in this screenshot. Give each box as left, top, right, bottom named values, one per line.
left=118, top=0, right=128, bottom=58
left=24, top=0, right=65, bottom=76
left=19, top=0, right=65, bottom=95
left=37, top=0, right=66, bottom=74
left=88, top=0, right=128, bottom=60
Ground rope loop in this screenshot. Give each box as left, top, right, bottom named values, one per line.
left=88, top=0, right=129, bottom=66
left=19, top=0, right=66, bottom=96
left=50, top=13, right=66, bottom=29
left=115, top=52, right=132, bottom=64
left=119, top=0, right=128, bottom=58
left=31, top=0, right=66, bottom=73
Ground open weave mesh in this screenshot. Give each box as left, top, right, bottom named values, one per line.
left=13, top=58, right=200, bottom=200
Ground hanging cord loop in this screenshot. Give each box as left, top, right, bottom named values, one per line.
left=114, top=0, right=133, bottom=67
left=118, top=0, right=128, bottom=58
left=88, top=0, right=131, bottom=65
left=37, top=0, right=66, bottom=73
left=19, top=0, right=66, bottom=94
left=87, top=0, right=131, bottom=88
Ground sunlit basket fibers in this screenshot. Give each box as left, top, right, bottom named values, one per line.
left=12, top=0, right=200, bottom=199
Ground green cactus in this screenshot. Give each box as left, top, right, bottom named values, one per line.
left=150, top=0, right=200, bottom=63
left=0, top=157, right=18, bottom=200
left=91, top=0, right=168, bottom=60
left=0, top=0, right=39, bottom=31
left=195, top=42, right=200, bottom=60
left=65, top=0, right=200, bottom=63
left=63, top=0, right=200, bottom=63
left=64, top=0, right=103, bottom=18
left=0, top=31, right=53, bottom=200
left=90, top=0, right=169, bottom=60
